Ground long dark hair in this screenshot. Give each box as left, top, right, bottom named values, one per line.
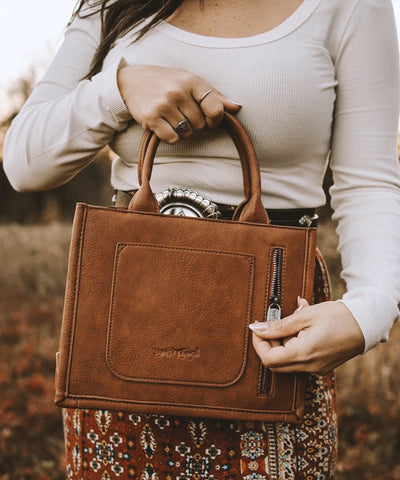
left=71, top=0, right=185, bottom=78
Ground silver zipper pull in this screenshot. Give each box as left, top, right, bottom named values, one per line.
left=266, top=296, right=281, bottom=322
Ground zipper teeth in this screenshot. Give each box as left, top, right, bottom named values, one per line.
left=259, top=247, right=284, bottom=395
left=271, top=248, right=283, bottom=300
left=259, top=367, right=271, bottom=395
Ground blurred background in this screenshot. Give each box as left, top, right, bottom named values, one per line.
left=0, top=1, right=400, bottom=479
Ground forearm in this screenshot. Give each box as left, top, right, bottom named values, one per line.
left=331, top=186, right=400, bottom=351
left=3, top=61, right=131, bottom=191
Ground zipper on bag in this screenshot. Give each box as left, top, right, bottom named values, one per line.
left=266, top=248, right=283, bottom=322
left=259, top=247, right=284, bottom=395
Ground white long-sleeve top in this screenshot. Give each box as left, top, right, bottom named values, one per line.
left=3, top=0, right=400, bottom=352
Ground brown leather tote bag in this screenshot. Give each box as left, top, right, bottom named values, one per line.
left=55, top=113, right=316, bottom=422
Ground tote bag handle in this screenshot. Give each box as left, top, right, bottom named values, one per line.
left=129, top=112, right=270, bottom=225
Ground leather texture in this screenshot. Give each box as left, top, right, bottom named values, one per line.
left=55, top=113, right=317, bottom=422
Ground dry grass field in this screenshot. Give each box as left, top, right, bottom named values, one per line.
left=0, top=219, right=399, bottom=479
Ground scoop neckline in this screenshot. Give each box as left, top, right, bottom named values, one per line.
left=155, top=0, right=321, bottom=48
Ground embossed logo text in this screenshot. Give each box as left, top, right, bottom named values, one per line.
left=153, top=347, right=200, bottom=361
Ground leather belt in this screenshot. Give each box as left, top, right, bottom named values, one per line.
left=113, top=189, right=318, bottom=227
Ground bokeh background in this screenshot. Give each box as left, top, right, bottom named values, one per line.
left=1, top=1, right=400, bottom=479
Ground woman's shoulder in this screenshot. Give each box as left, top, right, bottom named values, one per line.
left=65, top=1, right=103, bottom=45
left=316, top=0, right=395, bottom=60
left=319, top=0, right=394, bottom=18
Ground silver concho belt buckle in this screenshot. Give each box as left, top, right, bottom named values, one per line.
left=155, top=187, right=221, bottom=219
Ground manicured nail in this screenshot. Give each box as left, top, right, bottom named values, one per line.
left=227, top=99, right=242, bottom=106
left=249, top=323, right=268, bottom=332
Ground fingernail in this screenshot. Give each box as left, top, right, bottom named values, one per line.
left=295, top=304, right=304, bottom=313
left=249, top=323, right=268, bottom=332
left=227, top=99, right=242, bottom=106
left=297, top=296, right=301, bottom=305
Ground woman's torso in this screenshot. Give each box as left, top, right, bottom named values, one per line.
left=105, top=0, right=350, bottom=207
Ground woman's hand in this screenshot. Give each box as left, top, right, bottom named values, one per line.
left=249, top=299, right=365, bottom=374
left=117, top=64, right=241, bottom=143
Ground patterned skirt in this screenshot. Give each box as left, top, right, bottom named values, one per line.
left=63, top=252, right=337, bottom=480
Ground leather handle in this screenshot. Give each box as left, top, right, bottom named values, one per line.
left=129, top=112, right=270, bottom=225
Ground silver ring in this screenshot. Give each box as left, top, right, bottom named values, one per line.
left=173, top=118, right=191, bottom=134
left=198, top=89, right=213, bottom=104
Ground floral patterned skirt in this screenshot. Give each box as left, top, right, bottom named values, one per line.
left=63, top=252, right=337, bottom=480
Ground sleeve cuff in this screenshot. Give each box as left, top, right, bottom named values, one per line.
left=338, top=287, right=399, bottom=353
left=91, top=57, right=132, bottom=124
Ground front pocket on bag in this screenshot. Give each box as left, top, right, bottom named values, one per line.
left=106, top=243, right=255, bottom=387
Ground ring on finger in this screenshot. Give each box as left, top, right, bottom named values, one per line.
left=198, top=89, right=213, bottom=104
left=173, top=118, right=191, bottom=134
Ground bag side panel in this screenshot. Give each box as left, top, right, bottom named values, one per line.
left=55, top=204, right=87, bottom=405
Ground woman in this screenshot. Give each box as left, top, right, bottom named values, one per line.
left=3, top=0, right=400, bottom=478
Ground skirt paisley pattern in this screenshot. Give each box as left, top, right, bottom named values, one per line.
left=63, top=251, right=337, bottom=480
